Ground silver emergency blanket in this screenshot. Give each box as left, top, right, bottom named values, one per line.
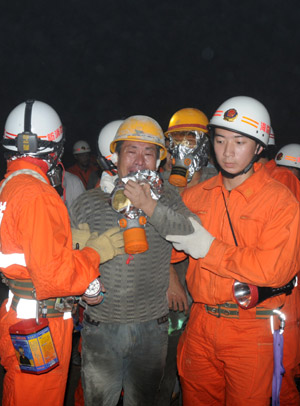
left=110, top=170, right=163, bottom=219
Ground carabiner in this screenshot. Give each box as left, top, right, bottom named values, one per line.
left=270, top=308, right=286, bottom=335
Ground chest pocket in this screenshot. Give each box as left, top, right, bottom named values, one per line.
left=236, top=214, right=266, bottom=247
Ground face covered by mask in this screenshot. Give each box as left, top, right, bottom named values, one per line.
left=168, top=131, right=210, bottom=187
left=110, top=170, right=163, bottom=254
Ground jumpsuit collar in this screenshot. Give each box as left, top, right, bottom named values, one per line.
left=203, top=162, right=272, bottom=202
left=6, top=159, right=50, bottom=185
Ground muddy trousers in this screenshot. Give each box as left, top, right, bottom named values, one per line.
left=81, top=317, right=168, bottom=406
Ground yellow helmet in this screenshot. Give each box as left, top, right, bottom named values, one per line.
left=110, top=115, right=167, bottom=160
left=165, top=108, right=209, bottom=136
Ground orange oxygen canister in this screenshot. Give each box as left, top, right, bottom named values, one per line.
left=9, top=318, right=59, bottom=374
left=169, top=173, right=188, bottom=187
left=123, top=227, right=149, bottom=254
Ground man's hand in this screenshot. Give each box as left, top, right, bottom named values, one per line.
left=71, top=223, right=91, bottom=249
left=123, top=180, right=157, bottom=217
left=166, top=217, right=215, bottom=259
left=167, top=265, right=189, bottom=313
left=85, top=227, right=125, bottom=263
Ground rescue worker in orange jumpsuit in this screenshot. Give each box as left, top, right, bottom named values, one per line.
left=67, top=140, right=99, bottom=189
left=0, top=100, right=124, bottom=406
left=262, top=142, right=300, bottom=404
left=274, top=143, right=300, bottom=180
left=166, top=96, right=300, bottom=405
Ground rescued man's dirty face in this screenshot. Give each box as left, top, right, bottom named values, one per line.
left=117, top=141, right=157, bottom=178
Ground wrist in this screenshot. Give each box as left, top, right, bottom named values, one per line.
left=142, top=199, right=157, bottom=217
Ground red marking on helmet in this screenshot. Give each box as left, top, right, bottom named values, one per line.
left=5, top=131, right=17, bottom=138
left=168, top=123, right=207, bottom=132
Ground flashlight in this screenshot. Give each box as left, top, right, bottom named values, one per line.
left=233, top=276, right=297, bottom=309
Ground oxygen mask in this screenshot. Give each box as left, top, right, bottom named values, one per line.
left=168, top=131, right=209, bottom=187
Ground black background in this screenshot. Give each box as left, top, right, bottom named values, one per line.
left=0, top=0, right=299, bottom=175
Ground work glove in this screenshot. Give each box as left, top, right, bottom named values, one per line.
left=100, top=172, right=118, bottom=194
left=166, top=217, right=215, bottom=259
left=85, top=226, right=125, bottom=263
left=71, top=223, right=91, bottom=249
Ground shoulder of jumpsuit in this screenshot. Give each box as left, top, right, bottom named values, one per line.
left=4, top=159, right=50, bottom=184
left=65, top=164, right=78, bottom=174
left=211, top=162, right=290, bottom=204
left=69, top=186, right=109, bottom=227
left=241, top=162, right=300, bottom=204
left=180, top=171, right=222, bottom=207
left=1, top=163, right=54, bottom=204
left=181, top=163, right=277, bottom=208
left=268, top=166, right=300, bottom=201
left=264, top=158, right=276, bottom=172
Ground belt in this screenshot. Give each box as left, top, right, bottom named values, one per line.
left=205, top=302, right=275, bottom=319
left=83, top=312, right=100, bottom=326
left=157, top=315, right=168, bottom=325
left=8, top=278, right=67, bottom=318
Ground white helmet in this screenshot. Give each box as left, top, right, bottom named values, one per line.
left=73, top=140, right=91, bottom=155
left=209, top=96, right=271, bottom=146
left=275, top=144, right=300, bottom=169
left=98, top=120, right=123, bottom=160
left=3, top=99, right=64, bottom=156
left=268, top=127, right=275, bottom=146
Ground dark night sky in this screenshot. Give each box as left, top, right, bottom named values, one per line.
left=0, top=0, right=299, bottom=173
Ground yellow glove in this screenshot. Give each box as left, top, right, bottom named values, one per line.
left=71, top=223, right=91, bottom=249
left=85, top=227, right=125, bottom=263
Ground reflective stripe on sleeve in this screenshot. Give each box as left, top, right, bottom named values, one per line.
left=0, top=252, right=26, bottom=268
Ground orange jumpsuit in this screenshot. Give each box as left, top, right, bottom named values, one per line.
left=265, top=159, right=300, bottom=405
left=0, top=159, right=100, bottom=406
left=172, top=163, right=300, bottom=405
left=67, top=163, right=97, bottom=189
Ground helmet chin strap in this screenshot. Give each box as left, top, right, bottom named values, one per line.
left=221, top=149, right=261, bottom=179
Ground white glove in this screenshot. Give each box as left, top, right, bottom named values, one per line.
left=100, top=172, right=118, bottom=194
left=166, top=217, right=215, bottom=259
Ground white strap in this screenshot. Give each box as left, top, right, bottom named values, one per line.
left=0, top=169, right=48, bottom=194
